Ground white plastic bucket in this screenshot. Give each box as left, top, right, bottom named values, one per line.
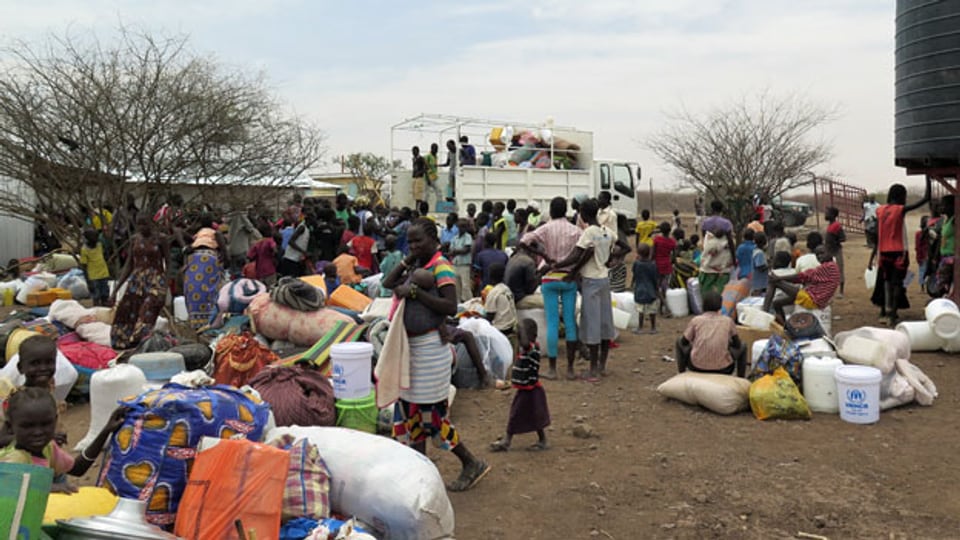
left=896, top=321, right=946, bottom=352
left=925, top=298, right=960, bottom=340
left=665, top=289, right=689, bottom=318
left=834, top=365, right=882, bottom=424
left=331, top=342, right=374, bottom=399
left=802, top=356, right=843, bottom=413
left=738, top=306, right=774, bottom=330
left=173, top=296, right=188, bottom=322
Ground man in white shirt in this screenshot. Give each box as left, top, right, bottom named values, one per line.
left=795, top=231, right=823, bottom=274
left=597, top=191, right=617, bottom=232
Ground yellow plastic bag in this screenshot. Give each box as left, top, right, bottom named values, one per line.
left=749, top=367, right=812, bottom=420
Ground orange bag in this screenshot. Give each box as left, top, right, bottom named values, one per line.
left=175, top=438, right=288, bottom=540
left=214, top=332, right=278, bottom=388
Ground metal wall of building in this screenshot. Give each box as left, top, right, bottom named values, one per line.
left=0, top=176, right=35, bottom=262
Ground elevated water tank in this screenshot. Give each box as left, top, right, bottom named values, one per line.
left=895, top=0, right=960, bottom=168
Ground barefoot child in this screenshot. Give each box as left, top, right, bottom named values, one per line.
left=631, top=243, right=659, bottom=334
left=0, top=387, right=128, bottom=493
left=490, top=319, right=550, bottom=452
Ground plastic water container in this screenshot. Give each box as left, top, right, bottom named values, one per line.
left=738, top=306, right=774, bottom=330
left=75, top=364, right=148, bottom=452
left=335, top=390, right=378, bottom=433
left=128, top=351, right=186, bottom=382
left=612, top=307, right=631, bottom=330
left=331, top=342, right=373, bottom=399
left=925, top=298, right=960, bottom=340
left=834, top=365, right=882, bottom=424
left=0, top=463, right=54, bottom=539
left=173, top=296, right=188, bottom=322
left=896, top=321, right=946, bottom=352
left=665, top=289, right=689, bottom=318
left=838, top=335, right=888, bottom=370
left=750, top=339, right=769, bottom=371
left=686, top=277, right=703, bottom=315
left=802, top=356, right=843, bottom=413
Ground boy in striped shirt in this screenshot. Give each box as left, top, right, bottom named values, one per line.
left=763, top=246, right=840, bottom=324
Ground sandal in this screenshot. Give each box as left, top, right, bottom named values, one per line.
left=526, top=441, right=549, bottom=452
left=448, top=460, right=491, bottom=492
left=489, top=439, right=510, bottom=452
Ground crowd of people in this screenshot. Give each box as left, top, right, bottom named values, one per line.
left=8, top=179, right=951, bottom=498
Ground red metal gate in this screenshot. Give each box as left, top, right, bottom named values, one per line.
left=813, top=178, right=868, bottom=234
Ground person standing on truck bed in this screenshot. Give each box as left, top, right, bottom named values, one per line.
left=459, top=135, right=477, bottom=166
left=411, top=146, right=427, bottom=211
left=425, top=143, right=443, bottom=206
left=492, top=202, right=509, bottom=250
left=504, top=199, right=518, bottom=246
left=441, top=139, right=457, bottom=201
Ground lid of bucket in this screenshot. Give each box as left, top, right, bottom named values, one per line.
left=834, top=364, right=882, bottom=383
left=331, top=342, right=374, bottom=355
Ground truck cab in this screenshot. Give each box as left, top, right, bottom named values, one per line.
left=596, top=161, right=640, bottom=227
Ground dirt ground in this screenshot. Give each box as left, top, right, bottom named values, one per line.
left=58, top=217, right=960, bottom=539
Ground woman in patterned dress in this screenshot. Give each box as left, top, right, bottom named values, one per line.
left=182, top=214, right=227, bottom=330
left=110, top=215, right=168, bottom=350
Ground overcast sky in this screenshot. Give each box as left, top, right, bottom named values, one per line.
left=1, top=0, right=915, bottom=191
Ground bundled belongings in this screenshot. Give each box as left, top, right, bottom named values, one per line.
left=267, top=434, right=333, bottom=521
left=167, top=343, right=214, bottom=372
left=749, top=366, right=812, bottom=420
left=250, top=364, right=336, bottom=427
left=657, top=372, right=752, bottom=415
left=269, top=426, right=455, bottom=540
left=749, top=334, right=803, bottom=386
left=272, top=277, right=325, bottom=311
left=217, top=278, right=267, bottom=314
left=214, top=332, right=278, bottom=387
left=248, top=293, right=356, bottom=347
left=99, top=384, right=271, bottom=527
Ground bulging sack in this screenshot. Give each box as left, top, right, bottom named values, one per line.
left=99, top=384, right=271, bottom=527
left=268, top=426, right=454, bottom=540
left=657, top=372, right=751, bottom=415
left=749, top=367, right=812, bottom=421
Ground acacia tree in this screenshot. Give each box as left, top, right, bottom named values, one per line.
left=0, top=28, right=325, bottom=249
left=647, top=93, right=834, bottom=232
left=341, top=152, right=401, bottom=207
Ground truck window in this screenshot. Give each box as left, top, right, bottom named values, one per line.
left=600, top=164, right=611, bottom=190
left=613, top=164, right=633, bottom=198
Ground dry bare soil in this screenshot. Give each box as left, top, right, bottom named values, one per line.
left=63, top=225, right=960, bottom=539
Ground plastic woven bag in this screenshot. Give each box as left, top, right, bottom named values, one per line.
left=748, top=367, right=812, bottom=420
left=175, top=438, right=288, bottom=539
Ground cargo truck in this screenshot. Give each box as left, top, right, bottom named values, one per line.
left=389, top=114, right=640, bottom=224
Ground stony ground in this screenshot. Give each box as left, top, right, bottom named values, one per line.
left=58, top=222, right=960, bottom=539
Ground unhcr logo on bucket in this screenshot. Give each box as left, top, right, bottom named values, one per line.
left=845, top=388, right=869, bottom=410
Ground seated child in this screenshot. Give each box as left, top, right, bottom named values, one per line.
left=483, top=263, right=517, bottom=337
left=489, top=318, right=550, bottom=452
left=0, top=387, right=128, bottom=493
left=762, top=246, right=840, bottom=324
left=676, top=290, right=746, bottom=377
left=794, top=232, right=823, bottom=273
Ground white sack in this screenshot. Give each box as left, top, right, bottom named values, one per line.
left=268, top=426, right=454, bottom=540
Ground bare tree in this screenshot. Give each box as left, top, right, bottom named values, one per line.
left=647, top=93, right=834, bottom=232
left=340, top=152, right=402, bottom=207
left=0, top=28, right=325, bottom=250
